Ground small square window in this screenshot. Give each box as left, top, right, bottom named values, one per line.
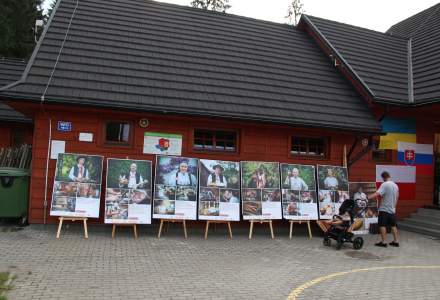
left=193, top=129, right=237, bottom=153
left=104, top=121, right=132, bottom=145
left=291, top=137, right=328, bottom=158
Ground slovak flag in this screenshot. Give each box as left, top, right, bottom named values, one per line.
left=376, top=165, right=416, bottom=201
left=397, top=142, right=433, bottom=175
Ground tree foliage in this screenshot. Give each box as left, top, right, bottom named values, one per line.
left=286, top=0, right=304, bottom=26
left=190, top=0, right=231, bottom=13
left=0, top=0, right=44, bottom=58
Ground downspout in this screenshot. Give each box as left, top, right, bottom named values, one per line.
left=407, top=39, right=414, bottom=103
left=43, top=117, right=52, bottom=224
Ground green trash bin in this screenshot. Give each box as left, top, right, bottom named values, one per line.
left=0, top=168, right=30, bottom=224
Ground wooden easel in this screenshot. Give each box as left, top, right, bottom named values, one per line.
left=289, top=220, right=313, bottom=239
left=56, top=217, right=88, bottom=239
left=157, top=219, right=187, bottom=239
left=248, top=220, right=274, bottom=239
left=111, top=224, right=138, bottom=239
left=204, top=221, right=233, bottom=239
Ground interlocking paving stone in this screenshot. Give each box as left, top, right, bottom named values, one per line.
left=0, top=224, right=439, bottom=300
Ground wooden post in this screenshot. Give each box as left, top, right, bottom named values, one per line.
left=204, top=221, right=233, bottom=239
left=111, top=224, right=138, bottom=239
left=56, top=217, right=88, bottom=239
left=157, top=219, right=187, bottom=239
left=289, top=220, right=313, bottom=239
left=249, top=220, right=274, bottom=239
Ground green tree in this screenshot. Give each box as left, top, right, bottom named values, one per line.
left=190, top=0, right=231, bottom=13
left=0, top=0, right=44, bottom=58
left=286, top=0, right=304, bottom=26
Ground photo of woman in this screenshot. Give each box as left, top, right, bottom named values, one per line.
left=154, top=156, right=199, bottom=220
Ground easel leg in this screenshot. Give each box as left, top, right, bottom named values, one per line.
left=112, top=224, right=116, bottom=239
left=133, top=224, right=138, bottom=239
left=183, top=220, right=188, bottom=239
left=227, top=222, right=232, bottom=239
left=249, top=220, right=254, bottom=239
left=157, top=220, right=164, bottom=238
left=289, top=221, right=293, bottom=239
left=307, top=221, right=312, bottom=239
left=56, top=217, right=64, bottom=239
left=204, top=221, right=210, bottom=240
left=83, top=219, right=88, bottom=239
left=269, top=221, right=274, bottom=239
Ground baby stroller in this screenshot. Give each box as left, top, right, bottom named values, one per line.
left=323, top=199, right=364, bottom=250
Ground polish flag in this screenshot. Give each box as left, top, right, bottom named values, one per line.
left=376, top=165, right=416, bottom=200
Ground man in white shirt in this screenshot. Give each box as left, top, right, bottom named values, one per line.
left=323, top=168, right=338, bottom=190
left=119, top=163, right=145, bottom=189
left=68, top=156, right=89, bottom=182
left=284, top=168, right=308, bottom=191
left=368, top=171, right=400, bottom=247
left=207, top=164, right=227, bottom=187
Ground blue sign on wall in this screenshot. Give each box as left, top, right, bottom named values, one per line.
left=57, top=121, right=72, bottom=132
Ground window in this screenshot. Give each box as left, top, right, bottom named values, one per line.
left=291, top=137, right=328, bottom=158
left=371, top=140, right=392, bottom=162
left=104, top=121, right=132, bottom=145
left=193, top=129, right=237, bottom=152
left=11, top=128, right=26, bottom=146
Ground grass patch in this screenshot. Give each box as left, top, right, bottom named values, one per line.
left=0, top=272, right=13, bottom=300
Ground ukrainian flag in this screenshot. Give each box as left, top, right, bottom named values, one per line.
left=379, top=117, right=416, bottom=150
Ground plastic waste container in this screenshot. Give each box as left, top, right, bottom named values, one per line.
left=0, top=168, right=30, bottom=224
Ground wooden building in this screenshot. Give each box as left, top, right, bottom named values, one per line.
left=0, top=0, right=438, bottom=224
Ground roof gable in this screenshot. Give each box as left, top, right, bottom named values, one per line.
left=303, top=3, right=440, bottom=106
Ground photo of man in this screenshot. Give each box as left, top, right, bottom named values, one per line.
left=349, top=182, right=378, bottom=234
left=51, top=153, right=103, bottom=218
left=199, top=159, right=240, bottom=221
left=241, top=161, right=281, bottom=220
left=317, top=165, right=349, bottom=220
left=284, top=167, right=308, bottom=191
left=119, top=163, right=147, bottom=189
left=68, top=156, right=89, bottom=182
left=281, top=164, right=317, bottom=220
left=105, top=158, right=152, bottom=224
left=206, top=164, right=227, bottom=187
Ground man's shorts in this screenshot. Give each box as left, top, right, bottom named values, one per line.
left=378, top=211, right=397, bottom=227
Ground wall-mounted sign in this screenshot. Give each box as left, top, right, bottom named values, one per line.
left=79, top=132, right=94, bottom=142
left=143, top=132, right=182, bottom=155
left=50, top=140, right=65, bottom=159
left=57, top=121, right=72, bottom=132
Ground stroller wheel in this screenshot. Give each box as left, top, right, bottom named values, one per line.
left=353, top=237, right=364, bottom=250
left=336, top=235, right=343, bottom=250
left=323, top=237, right=331, bottom=247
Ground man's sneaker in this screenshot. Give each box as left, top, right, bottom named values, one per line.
left=375, top=242, right=388, bottom=247
left=389, top=241, right=400, bottom=247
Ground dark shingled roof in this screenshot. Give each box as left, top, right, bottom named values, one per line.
left=0, top=58, right=31, bottom=123
left=303, top=3, right=440, bottom=105
left=388, top=3, right=440, bottom=103
left=0, top=0, right=380, bottom=132
left=303, top=15, right=409, bottom=104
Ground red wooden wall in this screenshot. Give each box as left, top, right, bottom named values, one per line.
left=27, top=104, right=381, bottom=224
left=0, top=122, right=33, bottom=148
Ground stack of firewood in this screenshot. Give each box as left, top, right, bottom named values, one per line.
left=0, top=144, right=32, bottom=169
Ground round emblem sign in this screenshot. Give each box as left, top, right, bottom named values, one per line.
left=139, top=118, right=149, bottom=128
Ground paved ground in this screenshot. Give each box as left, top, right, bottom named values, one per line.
left=1, top=224, right=440, bottom=300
